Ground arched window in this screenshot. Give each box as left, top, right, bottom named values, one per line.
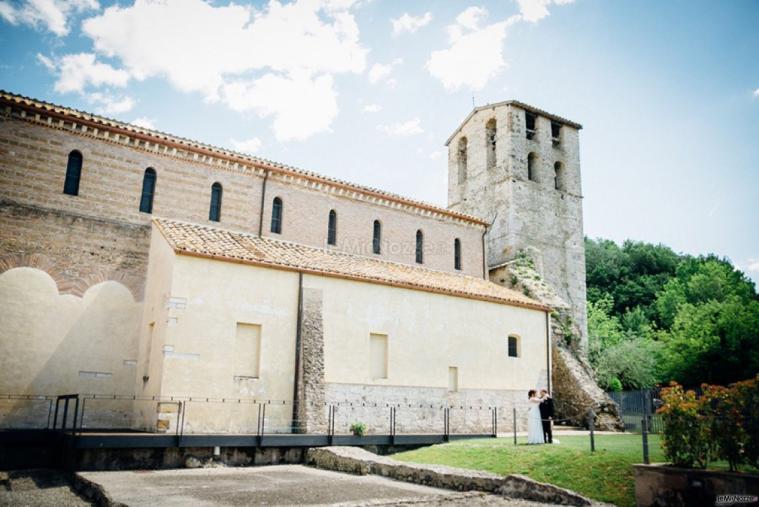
left=454, top=238, right=462, bottom=271
left=63, top=150, right=83, bottom=196
left=415, top=230, right=424, bottom=264
left=554, top=162, right=565, bottom=191
left=527, top=153, right=537, bottom=182
left=327, top=209, right=337, bottom=245
left=457, top=137, right=467, bottom=183
left=372, top=220, right=381, bottom=254
left=271, top=197, right=283, bottom=234
left=486, top=118, right=496, bottom=170
left=508, top=335, right=520, bottom=358
left=139, top=168, right=157, bottom=213
left=209, top=182, right=222, bottom=222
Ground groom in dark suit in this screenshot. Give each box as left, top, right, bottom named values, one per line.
left=539, top=389, right=555, bottom=444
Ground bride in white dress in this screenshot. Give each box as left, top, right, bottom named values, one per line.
left=527, top=390, right=545, bottom=444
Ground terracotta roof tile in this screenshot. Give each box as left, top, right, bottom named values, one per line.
left=153, top=218, right=549, bottom=312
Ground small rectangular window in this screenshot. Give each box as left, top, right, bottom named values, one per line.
left=508, top=336, right=519, bottom=358
left=448, top=366, right=458, bottom=392
left=235, top=323, right=261, bottom=379
left=370, top=333, right=388, bottom=380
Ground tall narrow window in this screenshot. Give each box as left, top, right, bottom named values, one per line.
left=554, top=162, right=565, bottom=191
left=415, top=230, right=424, bottom=264
left=508, top=335, right=519, bottom=358
left=139, top=168, right=156, bottom=213
left=457, top=137, right=467, bottom=183
left=525, top=112, right=536, bottom=140
left=372, top=220, right=381, bottom=254
left=527, top=153, right=537, bottom=182
left=327, top=209, right=337, bottom=245
left=63, top=150, right=83, bottom=196
left=551, top=121, right=562, bottom=145
left=486, top=118, right=497, bottom=170
left=454, top=238, right=462, bottom=271
left=271, top=197, right=283, bottom=234
left=209, top=182, right=222, bottom=222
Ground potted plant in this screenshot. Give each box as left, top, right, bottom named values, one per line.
left=350, top=422, right=366, bottom=437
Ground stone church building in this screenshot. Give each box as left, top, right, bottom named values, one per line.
left=0, top=90, right=617, bottom=434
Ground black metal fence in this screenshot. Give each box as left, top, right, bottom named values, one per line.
left=607, top=388, right=664, bottom=433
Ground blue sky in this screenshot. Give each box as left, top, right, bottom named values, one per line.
left=1, top=0, right=758, bottom=282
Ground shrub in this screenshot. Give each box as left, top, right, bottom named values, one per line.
left=658, top=383, right=712, bottom=468
left=608, top=377, right=623, bottom=392
left=350, top=422, right=366, bottom=436
left=658, top=376, right=758, bottom=471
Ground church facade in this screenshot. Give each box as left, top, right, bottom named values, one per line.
left=0, top=91, right=583, bottom=434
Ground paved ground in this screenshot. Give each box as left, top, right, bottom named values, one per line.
left=0, top=470, right=91, bottom=507
left=79, top=465, right=557, bottom=506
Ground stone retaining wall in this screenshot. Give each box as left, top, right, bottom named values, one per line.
left=307, top=446, right=599, bottom=506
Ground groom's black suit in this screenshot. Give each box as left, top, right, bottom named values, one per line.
left=539, top=396, right=555, bottom=443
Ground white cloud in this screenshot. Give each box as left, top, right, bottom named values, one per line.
left=747, top=259, right=759, bottom=272
left=378, top=117, right=423, bottom=136
left=391, top=12, right=432, bottom=35
left=362, top=103, right=381, bottom=113
left=87, top=92, right=135, bottom=115
left=131, top=117, right=156, bottom=129
left=516, top=0, right=575, bottom=23
left=753, top=88, right=759, bottom=98
left=42, top=53, right=130, bottom=94
left=74, top=0, right=367, bottom=140
left=427, top=8, right=516, bottom=92
left=36, top=52, right=56, bottom=71
left=0, top=0, right=99, bottom=36
left=230, top=137, right=263, bottom=154
left=368, top=58, right=402, bottom=86
left=429, top=149, right=445, bottom=160
left=221, top=72, right=338, bottom=141
left=427, top=1, right=574, bottom=91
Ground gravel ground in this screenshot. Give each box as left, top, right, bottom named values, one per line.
left=0, top=470, right=91, bottom=507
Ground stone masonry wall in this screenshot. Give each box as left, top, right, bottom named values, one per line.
left=0, top=111, right=485, bottom=281
left=447, top=104, right=587, bottom=347
left=324, top=383, right=533, bottom=435
left=297, top=287, right=327, bottom=433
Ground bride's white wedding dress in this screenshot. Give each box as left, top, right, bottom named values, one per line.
left=527, top=396, right=545, bottom=444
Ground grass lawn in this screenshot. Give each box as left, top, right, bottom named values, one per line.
left=393, top=434, right=663, bottom=507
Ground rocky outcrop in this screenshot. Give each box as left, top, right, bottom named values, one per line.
left=490, top=253, right=623, bottom=431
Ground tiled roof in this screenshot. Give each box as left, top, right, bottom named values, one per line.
left=0, top=90, right=486, bottom=226
left=153, top=218, right=549, bottom=312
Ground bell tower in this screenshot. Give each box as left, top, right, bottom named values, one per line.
left=446, top=101, right=588, bottom=345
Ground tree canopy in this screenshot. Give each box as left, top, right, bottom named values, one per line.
left=585, top=238, right=758, bottom=390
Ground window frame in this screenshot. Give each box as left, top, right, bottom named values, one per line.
left=327, top=209, right=337, bottom=245
left=209, top=182, right=223, bottom=222
left=271, top=197, right=283, bottom=234
left=63, top=150, right=83, bottom=196
left=508, top=335, right=520, bottom=358
left=372, top=220, right=382, bottom=254
left=415, top=229, right=424, bottom=264
left=139, top=168, right=157, bottom=214
left=454, top=238, right=462, bottom=271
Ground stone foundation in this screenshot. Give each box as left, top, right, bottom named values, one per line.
left=324, top=383, right=532, bottom=435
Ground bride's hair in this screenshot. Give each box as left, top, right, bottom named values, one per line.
left=528, top=389, right=536, bottom=398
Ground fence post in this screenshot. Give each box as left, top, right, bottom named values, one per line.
left=512, top=407, right=517, bottom=446
left=641, top=416, right=650, bottom=464
left=588, top=409, right=595, bottom=452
